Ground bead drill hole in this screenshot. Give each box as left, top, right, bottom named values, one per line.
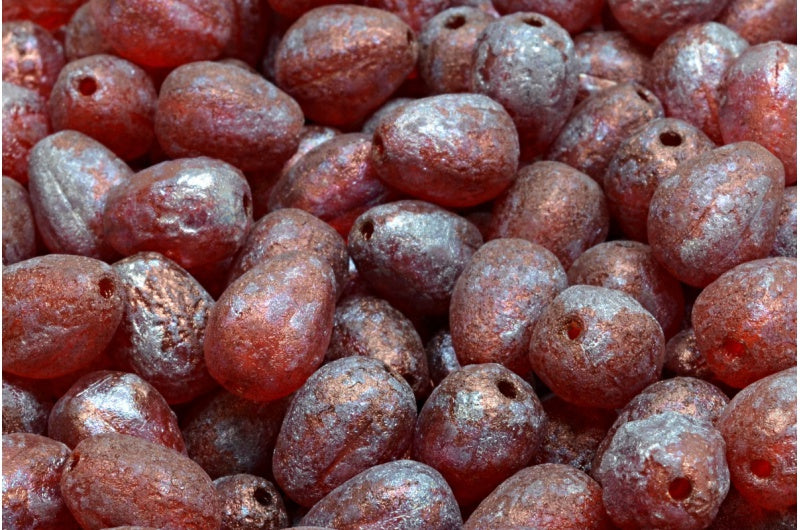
left=77, top=77, right=97, bottom=96
left=253, top=487, right=273, bottom=506
left=750, top=459, right=772, bottom=478
left=659, top=131, right=683, bottom=146
left=636, top=89, right=652, bottom=102
left=565, top=318, right=583, bottom=340
left=723, top=337, right=746, bottom=358
left=98, top=277, right=115, bottom=299
left=360, top=220, right=374, bottom=240
left=496, top=379, right=518, bottom=399
left=445, top=15, right=466, bottom=30
left=668, top=477, right=692, bottom=500
left=242, top=194, right=251, bottom=214
left=407, top=30, right=414, bottom=45
left=524, top=17, right=544, bottom=27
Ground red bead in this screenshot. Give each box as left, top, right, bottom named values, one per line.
left=90, top=0, right=236, bottom=68
left=273, top=357, right=417, bottom=507
left=648, top=142, right=784, bottom=287
left=490, top=161, right=609, bottom=269
left=717, top=367, right=796, bottom=511
left=155, top=61, right=303, bottom=173
left=412, top=363, right=546, bottom=506
left=29, top=131, right=132, bottom=260
left=48, top=370, right=186, bottom=452
left=48, top=54, right=157, bottom=161
left=3, top=433, right=79, bottom=529
left=465, top=464, right=612, bottom=529
left=472, top=13, right=578, bottom=161
left=692, top=257, right=796, bottom=388
left=450, top=238, right=567, bottom=375
left=109, top=252, right=218, bottom=404
left=2, top=20, right=65, bottom=98
left=719, top=42, right=797, bottom=185
left=61, top=433, right=221, bottom=529
left=103, top=157, right=253, bottom=269
left=2, top=176, right=37, bottom=265
left=274, top=5, right=418, bottom=127
left=529, top=285, right=664, bottom=409
left=204, top=251, right=337, bottom=402
left=3, top=254, right=125, bottom=379
left=371, top=93, right=520, bottom=208
left=268, top=133, right=394, bottom=236
left=2, top=82, right=50, bottom=185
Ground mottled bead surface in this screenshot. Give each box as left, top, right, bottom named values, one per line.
left=326, top=295, right=430, bottom=400
left=648, top=22, right=748, bottom=145
left=574, top=31, right=649, bottom=102
left=3, top=433, right=79, bottom=529
left=363, top=0, right=451, bottom=32
left=648, top=142, right=784, bottom=287
left=3, top=0, right=86, bottom=30
left=103, top=157, right=253, bottom=269
left=607, top=0, right=729, bottom=46
left=273, top=357, right=417, bottom=507
left=348, top=200, right=483, bottom=317
left=547, top=82, right=664, bottom=185
left=64, top=3, right=114, bottom=61
left=771, top=187, right=797, bottom=258
left=268, top=134, right=393, bottom=237
left=2, top=82, right=50, bottom=185
left=717, top=0, right=796, bottom=45
left=412, top=363, right=546, bottom=506
left=3, top=254, right=125, bottom=379
left=181, top=391, right=288, bottom=480
left=592, top=377, right=730, bottom=476
left=450, top=238, right=567, bottom=375
left=425, top=329, right=461, bottom=386
left=48, top=370, right=185, bottom=452
left=155, top=61, right=303, bottom=173
left=90, top=0, right=235, bottom=68
left=530, top=395, right=616, bottom=473
left=596, top=412, right=729, bottom=529
left=250, top=125, right=339, bottom=220
left=361, top=98, right=412, bottom=136
left=2, top=377, right=52, bottom=435
left=692, top=257, right=797, bottom=388
left=418, top=7, right=493, bottom=95
left=2, top=20, right=65, bottom=98
left=228, top=208, right=348, bottom=295
left=213, top=474, right=289, bottom=530
left=2, top=176, right=37, bottom=265
left=221, top=0, right=271, bottom=67
left=489, top=161, right=609, bottom=270
left=567, top=240, right=685, bottom=339
left=717, top=367, right=796, bottom=511
left=719, top=42, right=797, bottom=185
left=301, top=460, right=462, bottom=529
left=472, top=13, right=578, bottom=161
left=604, top=118, right=715, bottom=241
left=529, top=285, right=665, bottom=409
left=709, top=486, right=798, bottom=530
left=205, top=251, right=336, bottom=402
left=61, top=433, right=221, bottom=530
left=493, top=0, right=603, bottom=33
left=109, top=252, right=217, bottom=404
left=29, top=130, right=132, bottom=260
left=465, top=464, right=612, bottom=529
left=664, top=328, right=718, bottom=382
left=371, top=93, right=519, bottom=208
left=274, top=5, right=418, bottom=127
left=48, top=54, right=157, bottom=161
